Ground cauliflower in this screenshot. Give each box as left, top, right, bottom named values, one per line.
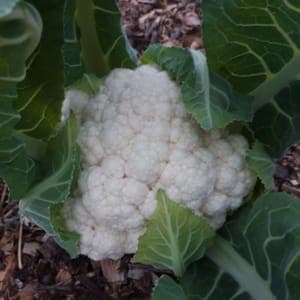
left=63, top=65, right=255, bottom=260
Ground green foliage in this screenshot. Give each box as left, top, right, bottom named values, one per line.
left=133, top=190, right=215, bottom=277
left=141, top=45, right=253, bottom=129
left=0, top=0, right=133, bottom=254
left=0, top=0, right=19, bottom=17
left=152, top=275, right=187, bottom=300
left=252, top=81, right=300, bottom=157
left=19, top=116, right=80, bottom=257
left=0, top=1, right=42, bottom=198
left=70, top=73, right=103, bottom=96
left=147, top=3, right=300, bottom=298
left=246, top=141, right=275, bottom=191
left=63, top=0, right=85, bottom=86
left=16, top=0, right=65, bottom=140
left=64, top=0, right=136, bottom=86
left=203, top=0, right=300, bottom=157
left=153, top=193, right=300, bottom=300
left=0, top=3, right=300, bottom=298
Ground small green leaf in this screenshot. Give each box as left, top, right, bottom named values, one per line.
left=133, top=189, right=215, bottom=277
left=141, top=44, right=253, bottom=129
left=152, top=275, right=187, bottom=300
left=70, top=73, right=103, bottom=96
left=246, top=141, right=275, bottom=191
left=19, top=115, right=80, bottom=256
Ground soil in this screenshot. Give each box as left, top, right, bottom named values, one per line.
left=0, top=1, right=299, bottom=299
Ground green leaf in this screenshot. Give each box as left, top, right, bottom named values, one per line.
left=15, top=0, right=65, bottom=140
left=0, top=2, right=42, bottom=198
left=0, top=2, right=42, bottom=91
left=0, top=135, right=23, bottom=163
left=132, top=189, right=215, bottom=277
left=0, top=0, right=19, bottom=18
left=152, top=275, right=188, bottom=300
left=74, top=0, right=136, bottom=79
left=0, top=148, right=35, bottom=199
left=0, top=94, right=19, bottom=132
left=141, top=44, right=253, bottom=129
left=203, top=0, right=300, bottom=158
left=252, top=81, right=300, bottom=157
left=63, top=0, right=136, bottom=86
left=63, top=0, right=85, bottom=86
left=178, top=192, right=300, bottom=300
left=203, top=0, right=300, bottom=110
left=70, top=73, right=103, bottom=96
left=19, top=115, right=80, bottom=256
left=246, top=141, right=275, bottom=191
left=50, top=203, right=80, bottom=257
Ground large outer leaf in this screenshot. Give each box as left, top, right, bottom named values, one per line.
left=72, top=0, right=136, bottom=81
left=203, top=0, right=300, bottom=106
left=63, top=0, right=103, bottom=94
left=172, top=193, right=300, bottom=300
left=63, top=0, right=85, bottom=86
left=19, top=116, right=80, bottom=257
left=141, top=44, right=253, bottom=129
left=0, top=2, right=42, bottom=102
left=15, top=0, right=65, bottom=140
left=0, top=149, right=35, bottom=199
left=203, top=0, right=300, bottom=157
left=133, top=190, right=215, bottom=277
left=0, top=2, right=42, bottom=198
left=0, top=0, right=19, bottom=18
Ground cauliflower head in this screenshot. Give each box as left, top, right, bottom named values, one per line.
left=63, top=65, right=255, bottom=260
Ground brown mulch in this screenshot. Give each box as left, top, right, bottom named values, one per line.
left=118, top=0, right=202, bottom=56
left=1, top=0, right=300, bottom=299
left=274, top=144, right=300, bottom=197
left=0, top=180, right=157, bottom=299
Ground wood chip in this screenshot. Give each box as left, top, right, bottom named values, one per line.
left=119, top=0, right=202, bottom=55
left=55, top=269, right=72, bottom=284
left=0, top=255, right=16, bottom=292
left=22, top=242, right=41, bottom=256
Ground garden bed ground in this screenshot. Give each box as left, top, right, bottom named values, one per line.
left=0, top=1, right=299, bottom=299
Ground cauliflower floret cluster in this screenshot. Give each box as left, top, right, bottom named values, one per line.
left=63, top=65, right=255, bottom=260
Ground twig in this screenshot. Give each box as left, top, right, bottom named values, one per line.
left=0, top=183, right=7, bottom=203
left=282, top=183, right=300, bottom=197
left=18, top=221, right=23, bottom=269
left=0, top=183, right=7, bottom=215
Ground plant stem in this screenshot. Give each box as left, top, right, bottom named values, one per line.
left=207, top=236, right=276, bottom=300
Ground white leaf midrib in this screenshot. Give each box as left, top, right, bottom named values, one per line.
left=207, top=236, right=276, bottom=300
